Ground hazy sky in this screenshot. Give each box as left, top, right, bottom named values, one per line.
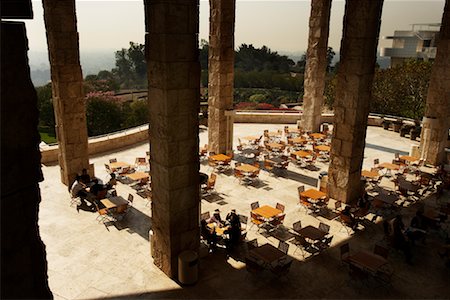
left=24, top=0, right=445, bottom=55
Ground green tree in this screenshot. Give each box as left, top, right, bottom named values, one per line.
left=371, top=60, right=432, bottom=119
left=85, top=92, right=123, bottom=136
left=113, top=42, right=147, bottom=89
left=36, top=83, right=55, bottom=129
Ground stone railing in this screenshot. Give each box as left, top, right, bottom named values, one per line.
left=39, top=111, right=423, bottom=163
left=40, top=125, right=149, bottom=164
left=234, top=110, right=385, bottom=126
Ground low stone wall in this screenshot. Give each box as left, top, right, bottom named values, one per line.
left=40, top=125, right=149, bottom=164
left=39, top=113, right=388, bottom=163
left=234, top=111, right=383, bottom=126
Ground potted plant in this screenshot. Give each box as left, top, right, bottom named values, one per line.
left=392, top=119, right=403, bottom=132
left=381, top=119, right=391, bottom=130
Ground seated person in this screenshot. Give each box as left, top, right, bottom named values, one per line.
left=70, top=175, right=87, bottom=199
left=341, top=206, right=358, bottom=230
left=208, top=209, right=225, bottom=227
left=200, top=219, right=217, bottom=250
left=79, top=168, right=91, bottom=185
left=89, top=178, right=107, bottom=200
left=106, top=173, right=117, bottom=190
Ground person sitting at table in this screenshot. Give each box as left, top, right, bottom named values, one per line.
left=70, top=175, right=88, bottom=199
left=106, top=173, right=117, bottom=190
left=341, top=206, right=358, bottom=230
left=200, top=219, right=217, bottom=252
left=393, top=214, right=413, bottom=264
left=70, top=175, right=96, bottom=212
left=79, top=168, right=91, bottom=185
left=90, top=178, right=107, bottom=200
left=208, top=209, right=225, bottom=227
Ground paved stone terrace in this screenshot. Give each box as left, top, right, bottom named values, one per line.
left=38, top=124, right=450, bottom=299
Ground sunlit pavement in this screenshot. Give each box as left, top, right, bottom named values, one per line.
left=38, top=124, right=450, bottom=299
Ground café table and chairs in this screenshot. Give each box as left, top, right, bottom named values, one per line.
left=209, top=153, right=232, bottom=172
left=107, top=161, right=131, bottom=173
left=379, top=162, right=400, bottom=177
left=235, top=163, right=260, bottom=185
left=251, top=204, right=283, bottom=231
left=361, top=169, right=381, bottom=188
left=247, top=243, right=290, bottom=273
left=299, top=188, right=328, bottom=214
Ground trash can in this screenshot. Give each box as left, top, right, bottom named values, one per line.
left=178, top=250, right=198, bottom=285
left=410, top=145, right=420, bottom=158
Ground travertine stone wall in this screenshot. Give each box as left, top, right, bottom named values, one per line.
left=327, top=0, right=384, bottom=204
left=420, top=0, right=450, bottom=165
left=1, top=21, right=52, bottom=299
left=301, top=0, right=332, bottom=133
left=208, top=0, right=235, bottom=154
left=146, top=0, right=200, bottom=277
left=43, top=0, right=89, bottom=186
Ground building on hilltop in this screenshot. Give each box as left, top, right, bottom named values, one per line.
left=380, top=23, right=441, bottom=67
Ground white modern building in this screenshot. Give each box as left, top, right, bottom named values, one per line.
left=380, top=23, right=440, bottom=67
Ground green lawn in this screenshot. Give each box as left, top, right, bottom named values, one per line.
left=40, top=131, right=57, bottom=144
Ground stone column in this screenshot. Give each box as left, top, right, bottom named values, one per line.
left=208, top=0, right=235, bottom=154
left=419, top=0, right=450, bottom=165
left=146, top=0, right=200, bottom=278
left=1, top=21, right=52, bottom=299
left=327, top=0, right=384, bottom=204
left=301, top=0, right=332, bottom=133
left=43, top=0, right=89, bottom=186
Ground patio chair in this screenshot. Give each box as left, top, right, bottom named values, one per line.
left=269, top=213, right=286, bottom=229
left=203, top=173, right=217, bottom=195
left=127, top=194, right=134, bottom=207
left=109, top=158, right=117, bottom=163
left=250, top=212, right=264, bottom=231
left=278, top=240, right=289, bottom=254
left=373, top=158, right=380, bottom=170
left=95, top=203, right=113, bottom=225
left=276, top=203, right=285, bottom=213
left=70, top=194, right=81, bottom=207
left=135, top=157, right=146, bottom=165
left=292, top=221, right=302, bottom=233
left=318, top=222, right=330, bottom=235
left=314, top=235, right=333, bottom=253
left=250, top=201, right=260, bottom=210
left=263, top=159, right=275, bottom=175
left=291, top=235, right=311, bottom=257
left=234, top=169, right=246, bottom=184
left=239, top=214, right=249, bottom=231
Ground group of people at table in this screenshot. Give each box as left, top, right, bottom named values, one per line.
left=200, top=209, right=243, bottom=252
left=70, top=168, right=118, bottom=213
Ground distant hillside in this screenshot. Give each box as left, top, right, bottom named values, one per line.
left=29, top=50, right=116, bottom=87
